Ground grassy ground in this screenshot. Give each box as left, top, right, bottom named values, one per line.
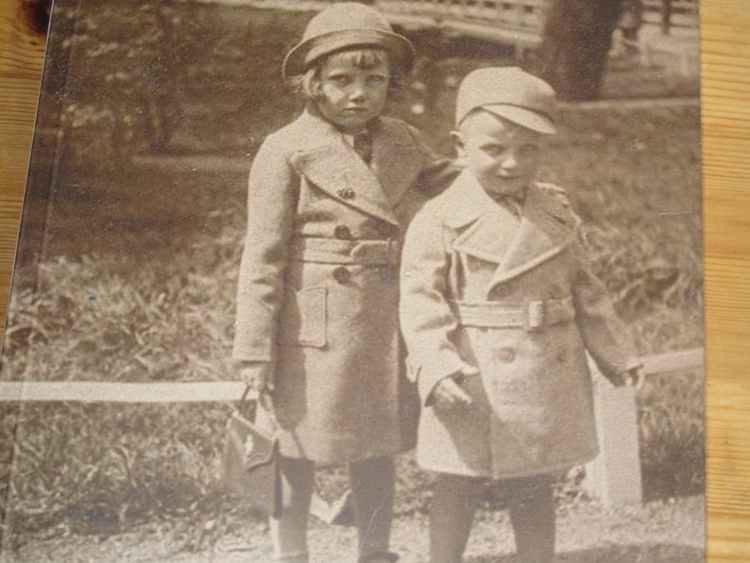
left=4, top=495, right=704, bottom=563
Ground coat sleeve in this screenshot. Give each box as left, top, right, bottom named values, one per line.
left=232, top=134, right=298, bottom=363
left=572, top=238, right=642, bottom=384
left=539, top=182, right=641, bottom=383
left=399, top=204, right=479, bottom=404
left=405, top=124, right=460, bottom=198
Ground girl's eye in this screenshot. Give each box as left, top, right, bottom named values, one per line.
left=329, top=75, right=351, bottom=86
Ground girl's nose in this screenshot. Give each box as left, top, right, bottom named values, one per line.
left=350, top=86, right=366, bottom=101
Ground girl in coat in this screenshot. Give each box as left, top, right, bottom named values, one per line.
left=400, top=67, right=644, bottom=563
left=232, top=4, right=455, bottom=562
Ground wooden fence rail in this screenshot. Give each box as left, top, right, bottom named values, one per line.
left=0, top=347, right=703, bottom=505
left=0, top=347, right=703, bottom=403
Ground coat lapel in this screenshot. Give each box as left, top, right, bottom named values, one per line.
left=289, top=112, right=400, bottom=226
left=448, top=171, right=521, bottom=264
left=487, top=183, right=576, bottom=290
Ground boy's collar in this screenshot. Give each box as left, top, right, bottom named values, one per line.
left=444, top=170, right=526, bottom=228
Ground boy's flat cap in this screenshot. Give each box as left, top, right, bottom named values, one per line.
left=283, top=2, right=414, bottom=78
left=456, top=67, right=556, bottom=134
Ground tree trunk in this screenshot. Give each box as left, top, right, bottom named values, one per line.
left=539, top=0, right=624, bottom=101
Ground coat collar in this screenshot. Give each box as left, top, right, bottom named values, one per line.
left=287, top=111, right=426, bottom=226
left=444, top=171, right=577, bottom=290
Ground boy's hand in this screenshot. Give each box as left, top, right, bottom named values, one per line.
left=432, top=374, right=473, bottom=409
left=624, top=366, right=645, bottom=390
left=239, top=361, right=275, bottom=393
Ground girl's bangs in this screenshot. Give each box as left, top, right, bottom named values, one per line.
left=326, top=48, right=390, bottom=70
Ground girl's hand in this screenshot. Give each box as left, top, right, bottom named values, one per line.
left=432, top=375, right=473, bottom=409
left=624, top=366, right=645, bottom=390
left=239, top=361, right=275, bottom=393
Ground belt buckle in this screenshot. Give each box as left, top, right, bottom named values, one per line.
left=526, top=300, right=545, bottom=330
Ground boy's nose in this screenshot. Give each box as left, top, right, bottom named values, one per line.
left=501, top=153, right=519, bottom=170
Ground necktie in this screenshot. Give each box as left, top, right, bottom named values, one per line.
left=353, top=130, right=373, bottom=165
left=491, top=191, right=525, bottom=219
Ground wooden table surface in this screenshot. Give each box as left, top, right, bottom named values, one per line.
left=1, top=0, right=748, bottom=558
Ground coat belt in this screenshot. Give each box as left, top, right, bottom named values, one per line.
left=450, top=297, right=575, bottom=330
left=290, top=237, right=400, bottom=265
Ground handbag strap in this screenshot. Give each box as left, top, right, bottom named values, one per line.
left=239, top=384, right=279, bottom=427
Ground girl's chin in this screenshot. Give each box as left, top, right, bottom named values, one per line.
left=483, top=183, right=527, bottom=198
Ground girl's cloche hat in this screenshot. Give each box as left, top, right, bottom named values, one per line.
left=282, top=2, right=415, bottom=79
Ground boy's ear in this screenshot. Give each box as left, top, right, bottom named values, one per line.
left=451, top=130, right=467, bottom=163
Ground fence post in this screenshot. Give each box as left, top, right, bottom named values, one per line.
left=583, top=369, right=643, bottom=505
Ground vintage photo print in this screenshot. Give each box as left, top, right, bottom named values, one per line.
left=0, top=1, right=703, bottom=562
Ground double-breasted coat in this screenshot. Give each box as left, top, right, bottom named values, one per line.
left=233, top=110, right=455, bottom=463
left=399, top=170, right=640, bottom=479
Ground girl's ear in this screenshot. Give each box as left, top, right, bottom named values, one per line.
left=300, top=66, right=322, bottom=100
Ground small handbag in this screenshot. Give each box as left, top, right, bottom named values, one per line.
left=223, top=386, right=280, bottom=516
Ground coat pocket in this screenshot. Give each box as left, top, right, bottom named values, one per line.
left=280, top=286, right=327, bottom=348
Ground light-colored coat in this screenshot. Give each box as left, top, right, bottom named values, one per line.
left=400, top=170, right=640, bottom=479
left=233, top=110, right=454, bottom=463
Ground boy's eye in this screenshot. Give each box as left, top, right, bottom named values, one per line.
left=367, top=75, right=387, bottom=86
left=481, top=145, right=506, bottom=157
left=519, top=144, right=539, bottom=157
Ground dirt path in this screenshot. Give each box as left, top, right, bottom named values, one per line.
left=5, top=495, right=703, bottom=563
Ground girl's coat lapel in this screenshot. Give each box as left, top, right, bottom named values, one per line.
left=289, top=112, right=425, bottom=226
left=446, top=171, right=576, bottom=297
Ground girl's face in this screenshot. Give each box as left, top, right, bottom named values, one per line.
left=313, top=52, right=390, bottom=132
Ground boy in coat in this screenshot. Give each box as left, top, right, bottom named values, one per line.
left=232, top=4, right=456, bottom=562
left=399, top=67, right=644, bottom=563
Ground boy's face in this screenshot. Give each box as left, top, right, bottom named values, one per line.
left=454, top=110, right=544, bottom=199
left=314, top=55, right=390, bottom=133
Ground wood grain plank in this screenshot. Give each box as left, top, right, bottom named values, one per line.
left=700, top=0, right=750, bottom=559
left=0, top=0, right=44, bottom=326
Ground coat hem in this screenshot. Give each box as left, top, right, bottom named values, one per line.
left=417, top=450, right=599, bottom=481
left=279, top=434, right=411, bottom=464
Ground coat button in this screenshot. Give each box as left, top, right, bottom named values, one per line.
left=337, top=187, right=355, bottom=200
left=549, top=285, right=565, bottom=299
left=333, top=266, right=351, bottom=284
left=494, top=348, right=516, bottom=363
left=334, top=225, right=352, bottom=239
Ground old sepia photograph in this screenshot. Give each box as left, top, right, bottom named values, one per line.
left=0, top=0, right=703, bottom=562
